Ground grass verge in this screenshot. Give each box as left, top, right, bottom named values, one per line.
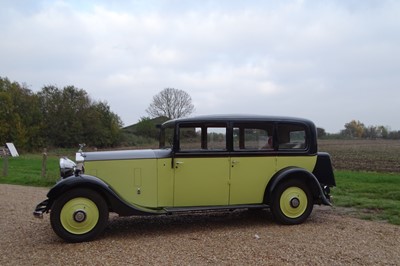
left=332, top=170, right=400, bottom=225
left=0, top=154, right=61, bottom=187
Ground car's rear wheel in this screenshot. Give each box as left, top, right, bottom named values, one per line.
left=50, top=188, right=108, bottom=242
left=270, top=179, right=313, bottom=225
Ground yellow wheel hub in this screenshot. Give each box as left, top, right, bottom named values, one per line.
left=280, top=186, right=308, bottom=219
left=60, top=197, right=99, bottom=235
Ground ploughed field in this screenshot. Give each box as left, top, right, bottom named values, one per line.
left=319, top=139, right=400, bottom=173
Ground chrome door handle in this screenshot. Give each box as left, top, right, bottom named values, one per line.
left=231, top=160, right=239, bottom=167
left=175, top=161, right=184, bottom=168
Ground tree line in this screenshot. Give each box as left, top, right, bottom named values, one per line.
left=0, top=77, right=122, bottom=151
left=318, top=120, right=400, bottom=139
left=2, top=75, right=398, bottom=151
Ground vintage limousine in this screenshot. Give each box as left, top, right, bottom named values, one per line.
left=34, top=115, right=335, bottom=242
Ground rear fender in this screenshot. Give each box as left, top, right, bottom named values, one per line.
left=313, top=152, right=336, bottom=187
left=265, top=167, right=331, bottom=206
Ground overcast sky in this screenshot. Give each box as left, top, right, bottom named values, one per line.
left=1, top=0, right=399, bottom=133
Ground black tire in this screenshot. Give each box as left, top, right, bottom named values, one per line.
left=270, top=179, right=313, bottom=225
left=50, top=188, right=109, bottom=243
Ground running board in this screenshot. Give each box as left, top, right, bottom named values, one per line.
left=164, top=204, right=269, bottom=213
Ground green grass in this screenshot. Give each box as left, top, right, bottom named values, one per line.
left=0, top=154, right=61, bottom=186
left=332, top=170, right=400, bottom=225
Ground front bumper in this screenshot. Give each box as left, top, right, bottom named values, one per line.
left=33, top=199, right=50, bottom=218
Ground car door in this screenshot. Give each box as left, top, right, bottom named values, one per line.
left=229, top=123, right=277, bottom=205
left=173, top=124, right=230, bottom=207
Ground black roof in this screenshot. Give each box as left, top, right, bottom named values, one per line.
left=162, top=114, right=315, bottom=127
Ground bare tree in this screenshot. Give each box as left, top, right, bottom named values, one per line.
left=146, top=88, right=195, bottom=119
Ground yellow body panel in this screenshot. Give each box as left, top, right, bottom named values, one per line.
left=84, top=155, right=317, bottom=209
left=276, top=156, right=317, bottom=172
left=85, top=159, right=158, bottom=208
left=157, top=159, right=174, bottom=207
left=173, top=157, right=230, bottom=206
left=229, top=156, right=276, bottom=204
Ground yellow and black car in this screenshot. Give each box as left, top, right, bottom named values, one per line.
left=34, top=115, right=335, bottom=242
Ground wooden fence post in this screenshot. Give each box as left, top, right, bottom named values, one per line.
left=2, top=149, right=8, bottom=177
left=41, top=148, right=47, bottom=179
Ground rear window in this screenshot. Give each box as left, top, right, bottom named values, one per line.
left=277, top=124, right=307, bottom=150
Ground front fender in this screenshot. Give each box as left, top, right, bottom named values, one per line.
left=47, top=174, right=109, bottom=199
left=265, top=167, right=332, bottom=206
left=46, top=174, right=165, bottom=216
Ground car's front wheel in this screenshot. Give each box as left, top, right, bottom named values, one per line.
left=50, top=188, right=109, bottom=242
left=270, top=179, right=313, bottom=225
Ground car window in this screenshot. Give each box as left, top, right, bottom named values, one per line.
left=180, top=127, right=202, bottom=150
left=179, top=125, right=227, bottom=151
left=159, top=125, right=174, bottom=149
left=207, top=127, right=226, bottom=150
left=277, top=124, right=307, bottom=150
left=233, top=123, right=273, bottom=150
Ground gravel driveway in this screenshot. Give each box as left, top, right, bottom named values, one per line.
left=1, top=184, right=399, bottom=265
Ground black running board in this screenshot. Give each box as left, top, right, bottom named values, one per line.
left=164, top=204, right=269, bottom=214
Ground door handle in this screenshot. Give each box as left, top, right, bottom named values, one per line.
left=175, top=161, right=184, bottom=168
left=231, top=160, right=239, bottom=167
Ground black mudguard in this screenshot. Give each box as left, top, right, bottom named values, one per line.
left=313, top=152, right=336, bottom=187
left=45, top=174, right=162, bottom=216
left=266, top=167, right=332, bottom=206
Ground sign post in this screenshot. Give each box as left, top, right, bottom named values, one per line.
left=41, top=148, right=47, bottom=179
left=2, top=143, right=19, bottom=177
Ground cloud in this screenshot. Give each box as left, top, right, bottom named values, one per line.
left=1, top=0, right=399, bottom=132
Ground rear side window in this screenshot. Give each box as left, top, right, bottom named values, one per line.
left=233, top=123, right=274, bottom=150
left=277, top=124, right=307, bottom=150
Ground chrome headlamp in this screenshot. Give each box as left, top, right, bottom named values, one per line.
left=59, top=157, right=76, bottom=178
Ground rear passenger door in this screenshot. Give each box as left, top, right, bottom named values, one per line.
left=229, top=123, right=277, bottom=205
